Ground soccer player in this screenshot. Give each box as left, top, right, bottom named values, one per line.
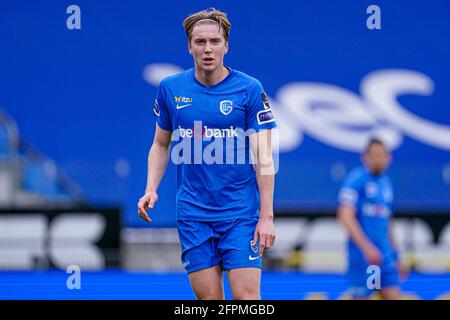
left=337, top=138, right=408, bottom=300
left=137, top=8, right=277, bottom=300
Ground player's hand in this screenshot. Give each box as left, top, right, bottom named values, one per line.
left=252, top=216, right=276, bottom=256
left=397, top=261, right=410, bottom=281
left=363, top=244, right=382, bottom=265
left=137, top=191, right=158, bottom=223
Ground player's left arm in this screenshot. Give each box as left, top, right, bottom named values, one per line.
left=249, top=129, right=276, bottom=256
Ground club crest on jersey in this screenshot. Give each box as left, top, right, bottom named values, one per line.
left=220, top=100, right=233, bottom=115
left=250, top=240, right=258, bottom=254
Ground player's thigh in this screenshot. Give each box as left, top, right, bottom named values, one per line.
left=177, top=220, right=219, bottom=273
left=226, top=267, right=261, bottom=300
left=380, top=261, right=400, bottom=299
left=189, top=265, right=224, bottom=300
left=218, top=217, right=262, bottom=271
left=380, top=264, right=401, bottom=300
left=347, top=261, right=373, bottom=299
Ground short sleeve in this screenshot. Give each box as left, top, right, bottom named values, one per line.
left=153, top=82, right=172, bottom=131
left=246, top=81, right=277, bottom=132
left=338, top=172, right=362, bottom=207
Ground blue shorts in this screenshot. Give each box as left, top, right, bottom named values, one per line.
left=176, top=217, right=262, bottom=274
left=347, top=257, right=400, bottom=298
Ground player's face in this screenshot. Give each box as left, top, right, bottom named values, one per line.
left=363, top=143, right=391, bottom=175
left=189, top=23, right=228, bottom=73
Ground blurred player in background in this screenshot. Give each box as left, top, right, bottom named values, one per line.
left=137, top=8, right=277, bottom=299
left=337, top=138, right=409, bottom=299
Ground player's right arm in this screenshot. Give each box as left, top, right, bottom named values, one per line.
left=337, top=204, right=382, bottom=265
left=137, top=124, right=172, bottom=223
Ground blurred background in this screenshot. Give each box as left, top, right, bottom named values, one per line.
left=0, top=0, right=449, bottom=299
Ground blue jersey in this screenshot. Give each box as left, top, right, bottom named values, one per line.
left=153, top=67, right=277, bottom=221
left=338, top=166, right=395, bottom=259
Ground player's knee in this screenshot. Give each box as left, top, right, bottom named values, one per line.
left=193, top=283, right=224, bottom=300
left=232, top=287, right=260, bottom=300
left=196, top=291, right=224, bottom=300
left=380, top=288, right=401, bottom=300
left=233, top=292, right=260, bottom=300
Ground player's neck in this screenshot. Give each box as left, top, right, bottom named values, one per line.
left=195, top=66, right=229, bottom=87
left=367, top=167, right=384, bottom=177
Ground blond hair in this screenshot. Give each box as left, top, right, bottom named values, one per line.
left=183, top=8, right=231, bottom=42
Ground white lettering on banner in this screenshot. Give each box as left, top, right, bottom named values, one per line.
left=0, top=213, right=106, bottom=270
left=144, top=65, right=450, bottom=153
left=50, top=214, right=106, bottom=270
left=0, top=215, right=47, bottom=269
left=277, top=82, right=403, bottom=152
left=361, top=69, right=450, bottom=150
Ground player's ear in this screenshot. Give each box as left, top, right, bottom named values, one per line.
left=188, top=41, right=193, bottom=55
left=224, top=41, right=229, bottom=54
